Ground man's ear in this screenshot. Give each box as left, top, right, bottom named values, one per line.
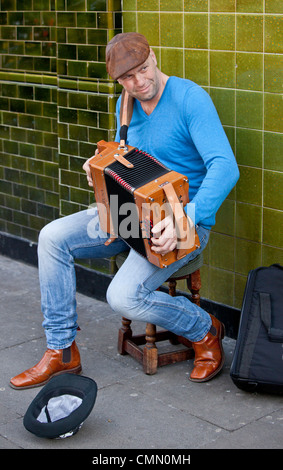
left=150, top=48, right=157, bottom=65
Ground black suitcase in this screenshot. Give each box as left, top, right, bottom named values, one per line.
left=230, top=264, right=283, bottom=394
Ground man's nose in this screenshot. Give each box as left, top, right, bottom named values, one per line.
left=134, top=73, right=146, bottom=87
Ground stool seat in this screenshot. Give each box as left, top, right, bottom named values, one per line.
left=116, top=252, right=203, bottom=375
left=115, top=251, right=203, bottom=279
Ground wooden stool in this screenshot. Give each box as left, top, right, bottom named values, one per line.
left=116, top=252, right=203, bottom=375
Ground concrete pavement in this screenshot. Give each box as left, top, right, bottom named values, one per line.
left=0, top=253, right=283, bottom=451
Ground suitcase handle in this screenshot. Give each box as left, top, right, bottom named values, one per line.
left=260, top=292, right=283, bottom=342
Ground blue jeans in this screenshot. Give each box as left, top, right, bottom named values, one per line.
left=38, top=207, right=211, bottom=349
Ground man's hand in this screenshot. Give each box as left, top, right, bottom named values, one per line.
left=82, top=149, right=99, bottom=187
left=150, top=215, right=177, bottom=255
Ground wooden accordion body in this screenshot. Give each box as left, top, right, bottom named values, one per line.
left=89, top=140, right=200, bottom=268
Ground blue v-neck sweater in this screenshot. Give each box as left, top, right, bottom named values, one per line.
left=115, top=77, right=239, bottom=230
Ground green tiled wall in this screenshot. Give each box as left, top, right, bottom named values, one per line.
left=0, top=0, right=122, bottom=272
left=123, top=1, right=282, bottom=308
left=1, top=0, right=282, bottom=309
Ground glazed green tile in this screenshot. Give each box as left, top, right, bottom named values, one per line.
left=88, top=94, right=108, bottom=112
left=88, top=62, right=108, bottom=79
left=236, top=15, right=263, bottom=52
left=184, top=0, right=208, bottom=12
left=184, top=50, right=208, bottom=86
left=88, top=29, right=108, bottom=45
left=33, top=0, right=50, bottom=10
left=160, top=13, right=183, bottom=48
left=263, top=208, right=283, bottom=248
left=68, top=60, right=88, bottom=77
left=265, top=15, right=283, bottom=54
left=262, top=245, right=283, bottom=267
left=0, top=41, right=9, bottom=54
left=184, top=13, right=208, bottom=49
left=160, top=0, right=183, bottom=11
left=57, top=13, right=76, bottom=27
left=27, top=129, right=43, bottom=145
left=137, top=0, right=159, bottom=11
left=11, top=127, right=27, bottom=142
left=58, top=44, right=76, bottom=60
left=264, top=132, right=283, bottom=172
left=79, top=80, right=98, bottom=92
left=19, top=114, right=35, bottom=129
left=137, top=13, right=159, bottom=46
left=0, top=12, right=8, bottom=24
left=236, top=53, right=263, bottom=91
left=236, top=0, right=263, bottom=13
left=68, top=29, right=87, bottom=45
left=98, top=12, right=114, bottom=29
left=78, top=110, right=97, bottom=127
left=209, top=88, right=235, bottom=126
left=78, top=45, right=97, bottom=61
left=59, top=107, right=78, bottom=124
left=42, top=12, right=56, bottom=26
left=69, top=124, right=88, bottom=141
left=236, top=166, right=262, bottom=205
left=236, top=128, right=262, bottom=168
left=266, top=0, right=283, bottom=13
left=0, top=125, right=10, bottom=139
left=4, top=140, right=18, bottom=155
left=23, top=12, right=40, bottom=25
left=60, top=138, right=79, bottom=156
left=26, top=100, right=43, bottom=116
left=69, top=93, right=87, bottom=109
left=209, top=267, right=234, bottom=305
left=264, top=93, right=283, bottom=134
left=210, top=0, right=235, bottom=11
left=234, top=273, right=248, bottom=309
left=235, top=239, right=262, bottom=274
left=236, top=202, right=262, bottom=242
left=9, top=41, right=25, bottom=54
left=44, top=161, right=58, bottom=178
left=263, top=170, right=283, bottom=211
left=1, top=26, right=16, bottom=40
left=236, top=91, right=263, bottom=130
left=88, top=127, right=108, bottom=143
left=214, top=199, right=235, bottom=235
left=122, top=12, right=137, bottom=33
left=2, top=55, right=17, bottom=69
left=60, top=169, right=80, bottom=187
left=10, top=98, right=25, bottom=113
left=160, top=48, right=183, bottom=77
left=210, top=52, right=235, bottom=88
left=87, top=0, right=107, bottom=11
left=210, top=14, right=235, bottom=51
left=8, top=12, right=23, bottom=24
left=122, top=0, right=136, bottom=11
left=209, top=232, right=235, bottom=271
left=66, top=0, right=85, bottom=10
left=264, top=54, right=283, bottom=93
left=70, top=187, right=89, bottom=205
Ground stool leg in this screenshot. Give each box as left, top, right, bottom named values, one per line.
left=143, top=323, right=158, bottom=375
left=168, top=279, right=176, bottom=297
left=118, top=316, right=132, bottom=355
left=187, top=270, right=201, bottom=306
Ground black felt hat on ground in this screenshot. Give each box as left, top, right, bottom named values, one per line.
left=23, top=373, right=97, bottom=439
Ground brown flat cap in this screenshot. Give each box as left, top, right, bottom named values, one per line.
left=106, top=32, right=150, bottom=80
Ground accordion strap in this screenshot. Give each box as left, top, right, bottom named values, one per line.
left=119, top=90, right=134, bottom=148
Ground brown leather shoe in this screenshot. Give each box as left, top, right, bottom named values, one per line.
left=189, top=314, right=225, bottom=382
left=10, top=341, right=82, bottom=390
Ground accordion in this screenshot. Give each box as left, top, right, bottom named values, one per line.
left=89, top=140, right=200, bottom=268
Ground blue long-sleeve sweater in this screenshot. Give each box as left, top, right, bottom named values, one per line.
left=115, top=77, right=239, bottom=230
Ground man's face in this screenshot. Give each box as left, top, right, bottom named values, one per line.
left=117, top=50, right=161, bottom=102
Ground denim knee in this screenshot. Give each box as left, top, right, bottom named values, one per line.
left=38, top=219, right=67, bottom=257
left=106, top=280, right=141, bottom=319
